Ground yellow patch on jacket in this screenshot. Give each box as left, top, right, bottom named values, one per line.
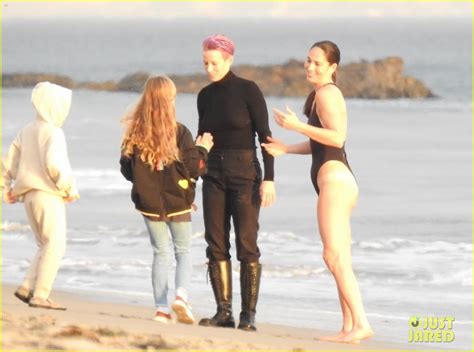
left=178, top=179, right=189, bottom=189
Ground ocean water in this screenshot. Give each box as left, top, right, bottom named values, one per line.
left=2, top=18, right=472, bottom=349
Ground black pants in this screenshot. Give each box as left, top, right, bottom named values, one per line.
left=202, top=149, right=262, bottom=263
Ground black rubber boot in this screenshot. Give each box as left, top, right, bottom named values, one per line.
left=238, top=262, right=262, bottom=332
left=199, top=260, right=235, bottom=328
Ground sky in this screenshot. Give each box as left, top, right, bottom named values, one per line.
left=2, top=1, right=472, bottom=20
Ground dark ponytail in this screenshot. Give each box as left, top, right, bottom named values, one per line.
left=303, top=90, right=315, bottom=118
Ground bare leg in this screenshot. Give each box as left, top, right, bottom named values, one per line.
left=316, top=168, right=373, bottom=343
left=317, top=287, right=353, bottom=341
left=332, top=257, right=373, bottom=343
left=339, top=287, right=353, bottom=333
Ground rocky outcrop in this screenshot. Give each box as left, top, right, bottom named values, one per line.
left=2, top=73, right=75, bottom=89
left=336, top=57, right=433, bottom=98
left=116, top=72, right=150, bottom=92
left=2, top=57, right=434, bottom=99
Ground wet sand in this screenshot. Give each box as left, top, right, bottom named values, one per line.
left=2, top=283, right=414, bottom=350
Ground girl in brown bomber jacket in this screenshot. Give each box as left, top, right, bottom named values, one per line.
left=119, top=76, right=213, bottom=325
left=120, top=123, right=210, bottom=218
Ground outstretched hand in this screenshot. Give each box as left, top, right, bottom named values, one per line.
left=273, top=106, right=302, bottom=131
left=261, top=136, right=288, bottom=157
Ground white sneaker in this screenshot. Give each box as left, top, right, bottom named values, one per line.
left=153, top=311, right=173, bottom=324
left=171, top=297, right=195, bottom=324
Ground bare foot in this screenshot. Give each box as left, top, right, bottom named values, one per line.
left=316, top=330, right=350, bottom=342
left=340, top=327, right=374, bottom=344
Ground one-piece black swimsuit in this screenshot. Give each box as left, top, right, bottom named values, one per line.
left=308, top=85, right=354, bottom=195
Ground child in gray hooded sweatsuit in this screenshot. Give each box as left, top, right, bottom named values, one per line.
left=3, top=81, right=79, bottom=310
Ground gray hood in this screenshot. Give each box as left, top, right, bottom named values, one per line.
left=31, top=81, right=72, bottom=127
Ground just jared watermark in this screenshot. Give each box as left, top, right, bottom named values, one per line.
left=408, top=316, right=455, bottom=343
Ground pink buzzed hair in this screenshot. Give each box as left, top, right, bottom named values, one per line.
left=202, top=34, right=235, bottom=56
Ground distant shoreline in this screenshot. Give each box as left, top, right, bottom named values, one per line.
left=2, top=57, right=435, bottom=99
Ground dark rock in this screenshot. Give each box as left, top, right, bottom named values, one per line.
left=171, top=56, right=434, bottom=99
left=76, top=80, right=118, bottom=91
left=116, top=72, right=151, bottom=92
left=2, top=57, right=435, bottom=99
left=2, top=73, right=75, bottom=88
left=337, top=57, right=434, bottom=98
left=168, top=74, right=208, bottom=94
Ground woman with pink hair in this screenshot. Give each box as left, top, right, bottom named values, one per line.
left=197, top=34, right=276, bottom=331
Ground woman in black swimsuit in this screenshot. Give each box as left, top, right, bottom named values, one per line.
left=262, top=41, right=373, bottom=343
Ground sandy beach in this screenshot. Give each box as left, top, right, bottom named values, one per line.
left=2, top=7, right=471, bottom=351
left=2, top=283, right=414, bottom=351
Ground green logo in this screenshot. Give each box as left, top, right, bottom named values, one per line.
left=408, top=316, right=455, bottom=343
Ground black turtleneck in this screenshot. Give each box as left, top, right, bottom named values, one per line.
left=197, top=71, right=274, bottom=181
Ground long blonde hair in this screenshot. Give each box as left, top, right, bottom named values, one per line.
left=121, top=76, right=179, bottom=169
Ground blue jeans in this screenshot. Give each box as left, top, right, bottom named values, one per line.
left=143, top=217, right=192, bottom=309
